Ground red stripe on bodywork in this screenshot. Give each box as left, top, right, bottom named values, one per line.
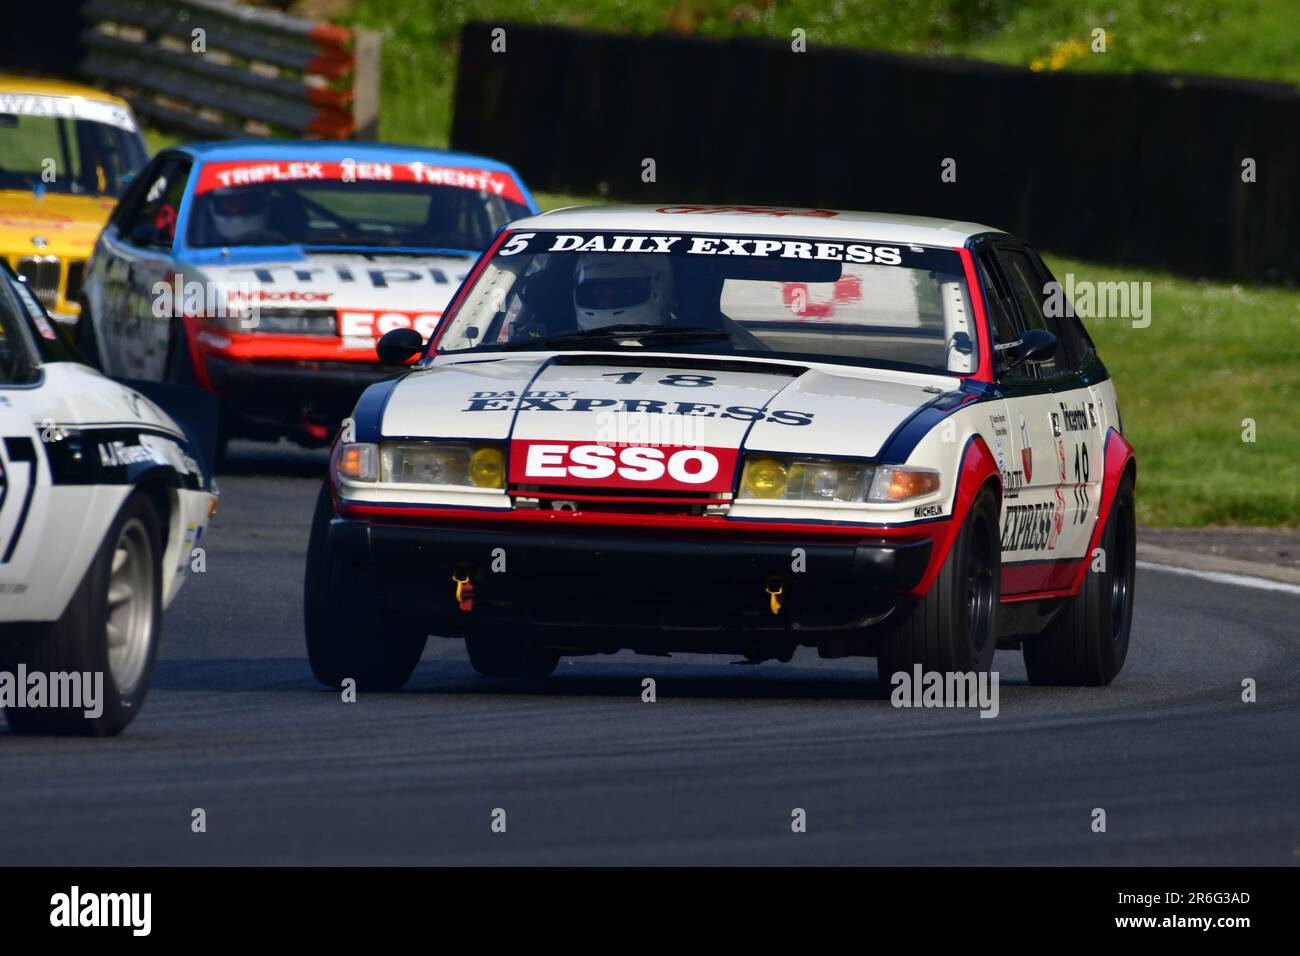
left=1001, top=560, right=1081, bottom=597
left=339, top=500, right=947, bottom=541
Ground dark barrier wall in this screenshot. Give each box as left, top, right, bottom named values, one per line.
left=451, top=22, right=1300, bottom=282
left=0, top=0, right=88, bottom=77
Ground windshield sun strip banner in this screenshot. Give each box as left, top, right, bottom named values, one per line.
left=0, top=93, right=136, bottom=131
left=193, top=160, right=527, bottom=205
left=494, top=230, right=963, bottom=270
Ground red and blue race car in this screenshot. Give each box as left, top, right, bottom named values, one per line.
left=78, top=141, right=537, bottom=450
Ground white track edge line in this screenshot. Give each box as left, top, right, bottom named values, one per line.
left=1137, top=560, right=1300, bottom=596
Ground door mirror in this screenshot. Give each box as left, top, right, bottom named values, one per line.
left=376, top=327, right=424, bottom=365
left=995, top=328, right=1056, bottom=372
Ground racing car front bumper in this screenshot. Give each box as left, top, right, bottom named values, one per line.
left=328, top=515, right=932, bottom=652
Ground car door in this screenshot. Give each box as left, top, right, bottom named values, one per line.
left=94, top=152, right=163, bottom=376
left=978, top=239, right=1105, bottom=584
left=98, top=153, right=191, bottom=380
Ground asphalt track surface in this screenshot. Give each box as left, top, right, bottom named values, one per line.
left=2, top=442, right=1297, bottom=865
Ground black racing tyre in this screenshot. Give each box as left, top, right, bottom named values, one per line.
left=2, top=492, right=163, bottom=736
left=304, top=481, right=427, bottom=691
left=1023, top=472, right=1136, bottom=686
left=465, top=631, right=561, bottom=678
left=877, top=486, right=1001, bottom=682
left=74, top=306, right=103, bottom=370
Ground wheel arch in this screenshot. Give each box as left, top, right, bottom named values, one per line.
left=128, top=468, right=183, bottom=599
left=1065, top=427, right=1136, bottom=594
left=908, top=432, right=1001, bottom=597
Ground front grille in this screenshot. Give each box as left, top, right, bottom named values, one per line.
left=250, top=308, right=337, bottom=335
left=17, top=256, right=60, bottom=309
left=64, top=260, right=85, bottom=303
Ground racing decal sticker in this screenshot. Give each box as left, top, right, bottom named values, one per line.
left=1051, top=438, right=1068, bottom=550
left=0, top=93, right=136, bottom=130
left=463, top=390, right=814, bottom=425
left=1000, top=501, right=1055, bottom=553
left=1070, top=440, right=1092, bottom=526
left=509, top=440, right=738, bottom=492
left=224, top=262, right=470, bottom=289
left=11, top=279, right=58, bottom=341
left=0, top=436, right=39, bottom=565
left=338, top=310, right=441, bottom=350
left=0, top=208, right=76, bottom=230
left=496, top=230, right=908, bottom=265
left=193, top=160, right=527, bottom=205
left=1018, top=413, right=1033, bottom=483
left=41, top=428, right=204, bottom=490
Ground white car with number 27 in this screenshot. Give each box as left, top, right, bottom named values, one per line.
left=306, top=205, right=1136, bottom=692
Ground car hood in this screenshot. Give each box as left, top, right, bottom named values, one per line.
left=379, top=352, right=957, bottom=461
left=0, top=191, right=116, bottom=256
left=188, top=251, right=478, bottom=313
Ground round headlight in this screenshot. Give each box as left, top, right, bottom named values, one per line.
left=468, top=446, right=505, bottom=488
left=743, top=457, right=787, bottom=499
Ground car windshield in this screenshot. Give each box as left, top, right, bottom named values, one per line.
left=185, top=161, right=531, bottom=250
left=0, top=111, right=146, bottom=197
left=435, top=230, right=978, bottom=374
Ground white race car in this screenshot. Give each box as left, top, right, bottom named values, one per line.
left=306, top=205, right=1136, bottom=690
left=0, top=262, right=216, bottom=735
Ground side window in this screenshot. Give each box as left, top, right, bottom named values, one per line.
left=995, top=245, right=1066, bottom=378
left=977, top=249, right=1021, bottom=346
left=120, top=157, right=189, bottom=249
left=1028, top=247, right=1094, bottom=364
left=0, top=278, right=38, bottom=385
left=110, top=154, right=164, bottom=230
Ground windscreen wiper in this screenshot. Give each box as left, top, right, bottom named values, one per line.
left=489, top=324, right=732, bottom=352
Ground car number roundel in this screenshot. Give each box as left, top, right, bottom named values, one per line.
left=509, top=440, right=738, bottom=492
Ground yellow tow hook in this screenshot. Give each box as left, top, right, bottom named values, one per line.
left=452, top=566, right=474, bottom=612
left=765, top=576, right=784, bottom=615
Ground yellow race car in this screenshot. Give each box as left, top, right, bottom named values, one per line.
left=0, top=76, right=148, bottom=323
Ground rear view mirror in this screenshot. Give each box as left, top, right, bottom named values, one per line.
left=376, top=327, right=424, bottom=365
left=995, top=328, right=1056, bottom=372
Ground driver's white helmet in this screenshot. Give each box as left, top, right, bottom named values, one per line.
left=573, top=254, right=673, bottom=330
left=208, top=189, right=270, bottom=243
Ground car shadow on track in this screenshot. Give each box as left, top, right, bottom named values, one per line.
left=149, top=657, right=913, bottom=701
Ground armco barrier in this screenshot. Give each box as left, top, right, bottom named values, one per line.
left=80, top=0, right=380, bottom=139
left=451, top=22, right=1300, bottom=282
